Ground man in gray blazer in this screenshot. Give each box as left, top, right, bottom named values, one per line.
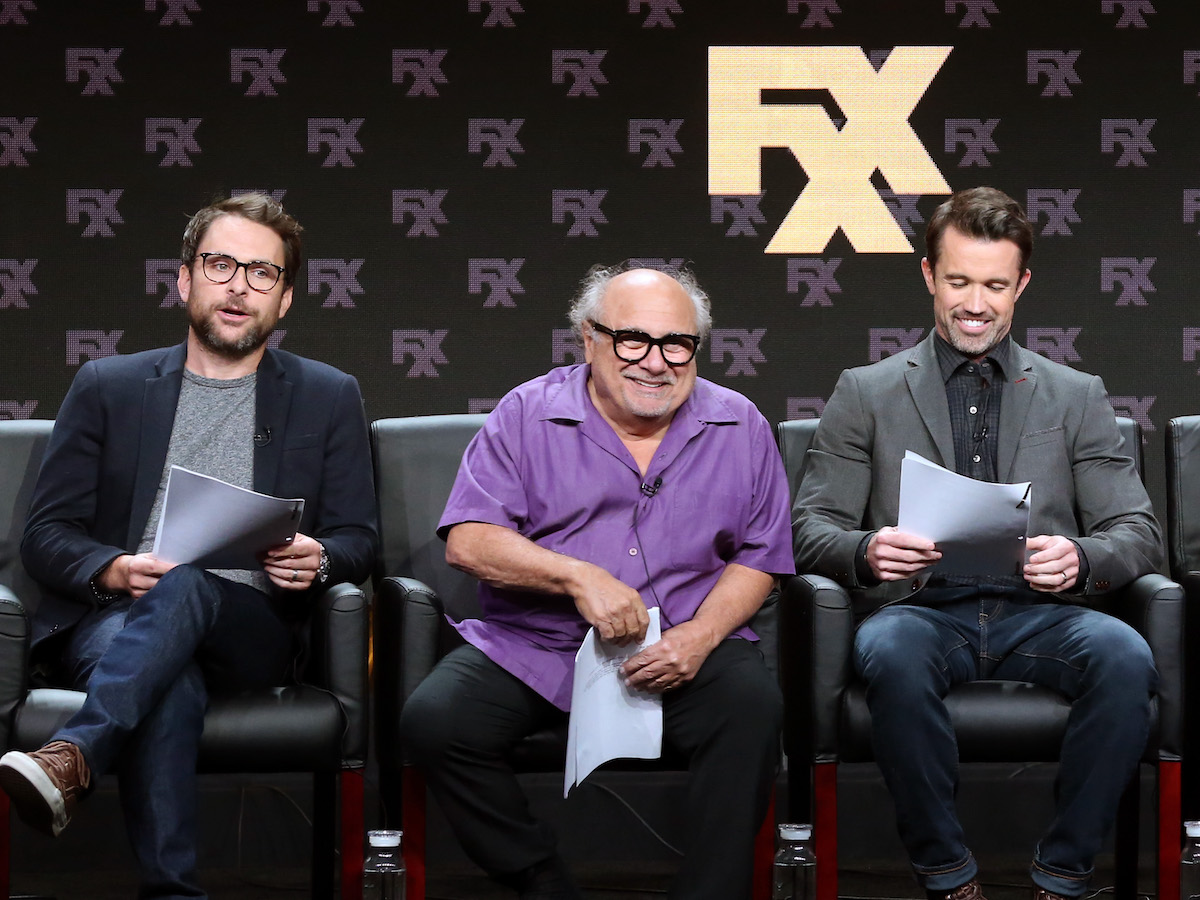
left=793, top=187, right=1162, bottom=900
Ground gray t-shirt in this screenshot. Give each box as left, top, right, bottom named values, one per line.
left=138, top=369, right=268, bottom=593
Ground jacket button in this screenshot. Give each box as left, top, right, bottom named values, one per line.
left=50, top=624, right=58, bottom=633
left=912, top=580, right=921, bottom=591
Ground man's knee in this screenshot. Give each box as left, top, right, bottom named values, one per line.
left=855, top=611, right=941, bottom=678
left=679, top=643, right=782, bottom=742
left=399, top=651, right=536, bottom=769
left=398, top=678, right=455, bottom=769
left=1080, top=617, right=1157, bottom=693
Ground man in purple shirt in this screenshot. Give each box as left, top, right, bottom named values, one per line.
left=400, top=263, right=795, bottom=900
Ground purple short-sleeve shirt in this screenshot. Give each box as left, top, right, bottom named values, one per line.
left=438, top=364, right=795, bottom=710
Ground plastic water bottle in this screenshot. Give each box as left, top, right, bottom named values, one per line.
left=1183, top=821, right=1200, bottom=900
left=363, top=829, right=405, bottom=900
left=773, top=822, right=816, bottom=900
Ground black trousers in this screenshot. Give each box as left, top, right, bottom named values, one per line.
left=399, top=637, right=782, bottom=900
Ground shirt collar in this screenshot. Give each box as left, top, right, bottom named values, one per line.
left=538, top=364, right=739, bottom=427
left=933, top=332, right=1012, bottom=383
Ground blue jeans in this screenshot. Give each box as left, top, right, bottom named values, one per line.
left=853, top=593, right=1156, bottom=897
left=56, top=565, right=295, bottom=900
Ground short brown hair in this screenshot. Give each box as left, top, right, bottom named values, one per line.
left=925, top=187, right=1033, bottom=275
left=180, top=193, right=303, bottom=287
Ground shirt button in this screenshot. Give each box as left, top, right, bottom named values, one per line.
left=972, top=454, right=981, bottom=463
left=969, top=405, right=978, bottom=414
left=629, top=548, right=638, bottom=556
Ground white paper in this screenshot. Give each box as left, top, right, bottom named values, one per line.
left=898, top=451, right=1031, bottom=578
left=151, top=465, right=305, bottom=569
left=564, top=607, right=663, bottom=797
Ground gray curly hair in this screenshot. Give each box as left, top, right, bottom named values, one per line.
left=567, top=261, right=712, bottom=343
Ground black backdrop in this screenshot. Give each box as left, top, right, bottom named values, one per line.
left=3, top=1, right=1199, bottom=517
left=3, top=0, right=1200, bottom=826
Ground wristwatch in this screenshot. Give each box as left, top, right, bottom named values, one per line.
left=316, top=545, right=331, bottom=585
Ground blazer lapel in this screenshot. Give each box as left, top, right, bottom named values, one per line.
left=253, top=350, right=290, bottom=495
left=128, top=344, right=186, bottom=548
left=998, top=344, right=1037, bottom=481
left=904, top=336, right=955, bottom=469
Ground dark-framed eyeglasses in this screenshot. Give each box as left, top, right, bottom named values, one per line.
left=589, top=321, right=700, bottom=366
left=196, top=252, right=286, bottom=293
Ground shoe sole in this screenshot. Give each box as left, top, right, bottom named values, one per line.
left=0, top=751, right=68, bottom=837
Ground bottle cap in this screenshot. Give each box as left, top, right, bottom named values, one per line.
left=368, top=829, right=403, bottom=848
left=778, top=823, right=812, bottom=841
left=1187, top=821, right=1200, bottom=838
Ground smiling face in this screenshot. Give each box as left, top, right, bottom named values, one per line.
left=923, top=225, right=1031, bottom=360
left=178, top=213, right=293, bottom=375
left=584, top=268, right=698, bottom=437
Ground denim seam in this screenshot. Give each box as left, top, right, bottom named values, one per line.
left=913, top=853, right=974, bottom=877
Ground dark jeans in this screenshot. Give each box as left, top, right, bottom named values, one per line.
left=853, top=594, right=1157, bottom=897
left=399, top=638, right=782, bottom=900
left=56, top=565, right=295, bottom=900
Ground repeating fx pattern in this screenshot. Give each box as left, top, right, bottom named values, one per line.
left=1, top=0, right=1198, bottom=511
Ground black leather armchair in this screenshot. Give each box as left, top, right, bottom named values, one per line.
left=370, top=414, right=778, bottom=900
left=1166, top=416, right=1200, bottom=825
left=778, top=416, right=1183, bottom=900
left=0, top=419, right=370, bottom=900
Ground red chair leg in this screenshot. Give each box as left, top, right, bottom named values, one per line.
left=753, top=788, right=777, bottom=900
left=340, top=769, right=365, bottom=900
left=402, top=766, right=427, bottom=900
left=814, top=762, right=838, bottom=900
left=1160, top=760, right=1182, bottom=900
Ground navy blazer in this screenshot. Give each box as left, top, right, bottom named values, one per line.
left=21, top=343, right=379, bottom=650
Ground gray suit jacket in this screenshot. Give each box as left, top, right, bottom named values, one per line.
left=792, top=334, right=1164, bottom=614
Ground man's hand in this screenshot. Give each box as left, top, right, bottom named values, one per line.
left=98, top=553, right=175, bottom=599
left=621, top=619, right=715, bottom=693
left=261, top=532, right=324, bottom=592
left=1024, top=534, right=1079, bottom=592
left=570, top=563, right=650, bottom=646
left=866, top=526, right=941, bottom=581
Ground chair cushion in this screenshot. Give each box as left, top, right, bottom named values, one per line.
left=14, top=685, right=347, bottom=772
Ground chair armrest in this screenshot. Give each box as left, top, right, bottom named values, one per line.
left=780, top=573, right=853, bottom=764
left=373, top=576, right=446, bottom=768
left=1099, top=572, right=1185, bottom=759
left=303, top=581, right=369, bottom=766
left=0, top=586, right=28, bottom=750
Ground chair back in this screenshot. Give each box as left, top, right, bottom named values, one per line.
left=1166, top=415, right=1200, bottom=577
left=370, top=415, right=488, bottom=620
left=1114, top=415, right=1143, bottom=481
left=775, top=418, right=821, bottom=504
left=0, top=420, right=53, bottom=610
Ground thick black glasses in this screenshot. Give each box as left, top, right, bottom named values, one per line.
left=589, top=321, right=700, bottom=365
left=197, top=252, right=286, bottom=293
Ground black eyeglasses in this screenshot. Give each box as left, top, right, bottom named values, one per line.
left=589, top=321, right=700, bottom=365
left=196, top=252, right=286, bottom=293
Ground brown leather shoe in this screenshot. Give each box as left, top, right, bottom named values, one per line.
left=1033, top=889, right=1075, bottom=900
left=0, top=740, right=91, bottom=837
left=928, top=879, right=987, bottom=900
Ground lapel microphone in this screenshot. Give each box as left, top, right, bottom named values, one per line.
left=640, top=476, right=663, bottom=497
left=253, top=426, right=271, bottom=447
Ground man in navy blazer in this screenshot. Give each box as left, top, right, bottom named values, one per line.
left=0, top=194, right=377, bottom=900
left=793, top=188, right=1163, bottom=900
